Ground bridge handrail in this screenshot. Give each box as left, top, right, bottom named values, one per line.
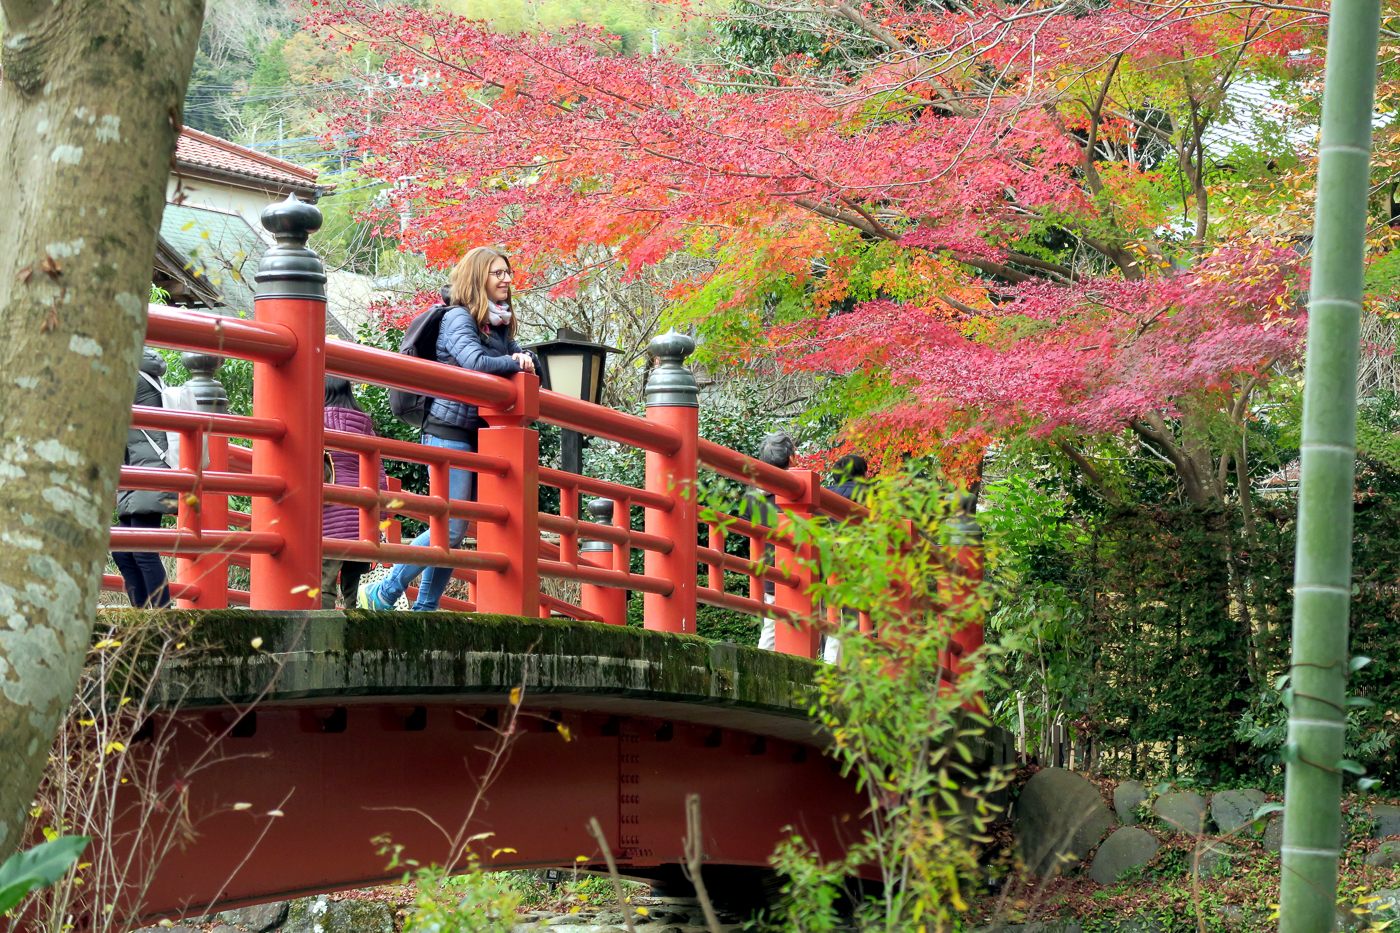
left=108, top=198, right=983, bottom=666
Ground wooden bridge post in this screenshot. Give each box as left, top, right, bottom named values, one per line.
left=643, top=331, right=698, bottom=634
left=581, top=498, right=627, bottom=624
left=250, top=196, right=326, bottom=610
left=773, top=469, right=820, bottom=657
left=477, top=372, right=541, bottom=616
left=176, top=349, right=229, bottom=609
left=944, top=494, right=985, bottom=689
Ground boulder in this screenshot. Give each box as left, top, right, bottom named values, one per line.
left=1117, top=916, right=1167, bottom=933
left=1016, top=768, right=1117, bottom=876
left=283, top=894, right=395, bottom=933
left=1154, top=792, right=1210, bottom=834
left=1238, top=788, right=1267, bottom=808
left=1089, top=827, right=1160, bottom=884
left=1368, top=841, right=1400, bottom=869
left=1216, top=905, right=1247, bottom=925
left=1193, top=841, right=1234, bottom=878
left=1370, top=804, right=1400, bottom=840
left=1264, top=813, right=1284, bottom=854
left=1113, top=781, right=1148, bottom=825
left=1211, top=790, right=1262, bottom=835
left=1366, top=889, right=1400, bottom=923
left=218, top=900, right=290, bottom=932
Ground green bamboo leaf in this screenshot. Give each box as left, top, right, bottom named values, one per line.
left=1347, top=696, right=1374, bottom=707
left=1338, top=759, right=1366, bottom=776
left=1349, top=655, right=1373, bottom=672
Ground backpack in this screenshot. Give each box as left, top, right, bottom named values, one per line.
left=138, top=371, right=201, bottom=469
left=388, top=304, right=451, bottom=428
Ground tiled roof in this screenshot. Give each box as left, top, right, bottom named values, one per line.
left=176, top=127, right=325, bottom=190
left=158, top=203, right=354, bottom=338
left=160, top=204, right=267, bottom=316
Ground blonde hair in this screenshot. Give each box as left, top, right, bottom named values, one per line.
left=447, top=247, right=515, bottom=337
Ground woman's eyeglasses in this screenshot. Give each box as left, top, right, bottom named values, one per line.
left=489, top=269, right=514, bottom=280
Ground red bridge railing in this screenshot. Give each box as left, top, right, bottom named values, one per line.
left=107, top=196, right=983, bottom=665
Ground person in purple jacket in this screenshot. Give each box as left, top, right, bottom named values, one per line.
left=322, top=376, right=388, bottom=609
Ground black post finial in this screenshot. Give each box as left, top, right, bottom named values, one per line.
left=255, top=194, right=327, bottom=301
left=580, top=498, right=617, bottom=554
left=644, top=330, right=698, bottom=408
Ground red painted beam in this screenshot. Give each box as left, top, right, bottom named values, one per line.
left=122, top=706, right=868, bottom=923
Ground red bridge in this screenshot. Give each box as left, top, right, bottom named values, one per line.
left=102, top=197, right=1001, bottom=924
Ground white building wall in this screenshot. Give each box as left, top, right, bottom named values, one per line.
left=166, top=176, right=280, bottom=245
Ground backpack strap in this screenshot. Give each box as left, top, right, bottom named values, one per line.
left=138, top=369, right=166, bottom=404
left=139, top=429, right=170, bottom=460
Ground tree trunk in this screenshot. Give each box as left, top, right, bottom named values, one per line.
left=0, top=0, right=204, bottom=851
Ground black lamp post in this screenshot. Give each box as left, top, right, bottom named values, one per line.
left=524, top=327, right=620, bottom=476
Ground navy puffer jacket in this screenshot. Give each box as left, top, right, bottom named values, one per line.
left=427, top=306, right=538, bottom=433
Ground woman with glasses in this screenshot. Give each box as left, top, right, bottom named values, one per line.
left=360, top=247, right=539, bottom=611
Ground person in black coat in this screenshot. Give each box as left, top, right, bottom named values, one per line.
left=742, top=432, right=795, bottom=651
left=820, top=453, right=868, bottom=663
left=112, top=348, right=177, bottom=607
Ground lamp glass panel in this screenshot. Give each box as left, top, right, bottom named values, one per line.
left=547, top=351, right=586, bottom=400
left=587, top=354, right=603, bottom=404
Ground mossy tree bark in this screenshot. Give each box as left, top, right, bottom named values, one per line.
left=0, top=0, right=203, bottom=852
left=1280, top=0, right=1381, bottom=926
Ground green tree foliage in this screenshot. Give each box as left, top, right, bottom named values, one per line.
left=734, top=475, right=1007, bottom=931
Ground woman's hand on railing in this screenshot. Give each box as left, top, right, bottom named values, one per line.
left=511, top=352, right=535, bottom=374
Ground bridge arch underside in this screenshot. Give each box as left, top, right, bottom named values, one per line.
left=126, top=610, right=1014, bottom=922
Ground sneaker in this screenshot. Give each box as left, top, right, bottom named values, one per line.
left=357, top=580, right=391, bottom=610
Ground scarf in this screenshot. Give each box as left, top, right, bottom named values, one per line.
left=487, top=301, right=512, bottom=328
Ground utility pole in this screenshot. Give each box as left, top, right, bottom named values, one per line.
left=1280, top=0, right=1381, bottom=927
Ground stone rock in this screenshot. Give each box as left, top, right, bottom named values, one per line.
left=971, top=923, right=1082, bottom=933
left=1264, top=813, right=1284, bottom=854
left=1365, top=889, right=1400, bottom=923
left=132, top=928, right=201, bottom=933
left=1089, top=827, right=1160, bottom=884
left=1193, top=841, right=1235, bottom=877
left=1117, top=916, right=1166, bottom=933
left=1368, top=840, right=1400, bottom=869
left=1154, top=792, right=1210, bottom=835
left=1238, top=788, right=1267, bottom=808
left=218, top=900, right=290, bottom=932
left=1370, top=804, right=1400, bottom=839
left=1016, top=768, right=1117, bottom=876
left=211, top=926, right=243, bottom=933
left=1211, top=790, right=1263, bottom=835
left=1113, top=781, right=1148, bottom=825
left=283, top=894, right=395, bottom=933
left=1216, top=905, right=1246, bottom=925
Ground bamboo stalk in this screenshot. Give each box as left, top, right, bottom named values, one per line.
left=1280, top=0, right=1381, bottom=924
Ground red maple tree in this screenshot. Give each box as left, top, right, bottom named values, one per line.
left=310, top=0, right=1328, bottom=498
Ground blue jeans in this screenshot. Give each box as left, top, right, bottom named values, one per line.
left=379, top=433, right=477, bottom=610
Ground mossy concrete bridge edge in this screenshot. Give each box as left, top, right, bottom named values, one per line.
left=126, top=608, right=1012, bottom=758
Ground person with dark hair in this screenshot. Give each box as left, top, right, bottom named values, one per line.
left=742, top=431, right=796, bottom=651
left=827, top=454, right=868, bottom=501
left=820, top=452, right=869, bottom=663
left=360, top=247, right=540, bottom=611
left=112, top=348, right=177, bottom=608
left=322, top=376, right=388, bottom=608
